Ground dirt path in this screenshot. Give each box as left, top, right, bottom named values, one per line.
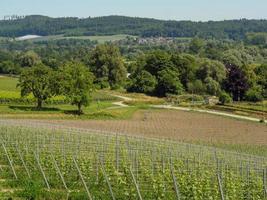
left=110, top=94, right=132, bottom=108
left=152, top=105, right=266, bottom=123
left=113, top=94, right=266, bottom=123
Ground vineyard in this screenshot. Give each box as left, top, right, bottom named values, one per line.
left=0, top=122, right=266, bottom=199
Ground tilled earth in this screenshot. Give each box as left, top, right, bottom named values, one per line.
left=11, top=109, right=267, bottom=145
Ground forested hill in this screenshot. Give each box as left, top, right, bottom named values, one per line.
left=1, top=15, right=267, bottom=40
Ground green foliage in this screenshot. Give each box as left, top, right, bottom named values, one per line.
left=18, top=51, right=41, bottom=67
left=189, top=37, right=205, bottom=54
left=60, top=62, right=94, bottom=114
left=0, top=60, right=20, bottom=74
left=204, top=77, right=221, bottom=96
left=127, top=70, right=157, bottom=94
left=144, top=51, right=175, bottom=76
left=18, top=64, right=58, bottom=109
left=1, top=15, right=267, bottom=40
left=187, top=80, right=206, bottom=95
left=219, top=91, right=232, bottom=104
left=156, top=68, right=184, bottom=96
left=0, top=125, right=266, bottom=199
left=245, top=85, right=264, bottom=102
left=171, top=53, right=198, bottom=88
left=0, top=50, right=20, bottom=74
left=0, top=19, right=267, bottom=103
left=245, top=32, right=267, bottom=45
left=255, top=63, right=267, bottom=97
left=197, top=59, right=226, bottom=83
left=89, top=44, right=127, bottom=89
left=18, top=179, right=43, bottom=200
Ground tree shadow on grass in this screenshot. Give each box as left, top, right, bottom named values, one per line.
left=9, top=105, right=60, bottom=112
left=63, top=110, right=82, bottom=115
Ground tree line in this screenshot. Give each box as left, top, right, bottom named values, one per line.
left=1, top=15, right=267, bottom=40
left=17, top=44, right=126, bottom=114
left=127, top=50, right=267, bottom=102
left=0, top=37, right=266, bottom=112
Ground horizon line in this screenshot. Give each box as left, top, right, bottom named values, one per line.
left=1, top=14, right=267, bottom=23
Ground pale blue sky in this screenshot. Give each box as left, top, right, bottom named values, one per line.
left=1, top=0, right=267, bottom=21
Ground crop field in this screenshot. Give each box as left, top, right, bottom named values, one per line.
left=27, top=109, right=267, bottom=146
left=0, top=122, right=266, bottom=199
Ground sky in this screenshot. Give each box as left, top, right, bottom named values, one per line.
left=1, top=0, right=267, bottom=21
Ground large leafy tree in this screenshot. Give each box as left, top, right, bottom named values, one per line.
left=156, top=69, right=184, bottom=97
left=144, top=51, right=175, bottom=76
left=224, top=63, right=249, bottom=101
left=19, top=51, right=41, bottom=67
left=197, top=59, right=226, bottom=83
left=18, top=64, right=57, bottom=109
left=127, top=70, right=157, bottom=94
left=255, top=63, right=267, bottom=97
left=61, top=62, right=94, bottom=114
left=89, top=44, right=126, bottom=89
left=189, top=38, right=205, bottom=54
left=171, top=53, right=197, bottom=89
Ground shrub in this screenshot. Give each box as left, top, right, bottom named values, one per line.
left=219, top=91, right=232, bottom=105
left=245, top=86, right=264, bottom=102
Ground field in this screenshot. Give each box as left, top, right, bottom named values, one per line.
left=0, top=76, right=134, bottom=119
left=12, top=34, right=137, bottom=44
left=0, top=76, right=19, bottom=91
left=0, top=75, right=267, bottom=199
left=14, top=109, right=267, bottom=147
left=0, top=123, right=266, bottom=199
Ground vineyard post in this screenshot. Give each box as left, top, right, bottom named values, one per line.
left=150, top=150, right=154, bottom=176
left=246, top=165, right=251, bottom=199
left=264, top=168, right=267, bottom=198
left=135, top=151, right=139, bottom=182
left=16, top=144, right=30, bottom=178
left=130, top=167, right=143, bottom=200
left=170, top=157, right=181, bottom=200
left=1, top=142, right=17, bottom=179
left=99, top=158, right=116, bottom=200
left=73, top=156, right=93, bottom=200
left=215, top=155, right=225, bottom=200
left=61, top=136, right=66, bottom=165
left=33, top=151, right=50, bottom=190
left=161, top=153, right=165, bottom=173
left=51, top=154, right=68, bottom=191
left=116, top=133, right=119, bottom=172
left=217, top=173, right=225, bottom=200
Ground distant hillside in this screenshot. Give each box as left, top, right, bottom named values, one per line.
left=1, top=15, right=267, bottom=40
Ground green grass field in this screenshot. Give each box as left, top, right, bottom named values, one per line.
left=0, top=75, right=138, bottom=119
left=0, top=75, right=19, bottom=91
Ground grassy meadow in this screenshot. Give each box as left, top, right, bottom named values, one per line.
left=0, top=75, right=141, bottom=119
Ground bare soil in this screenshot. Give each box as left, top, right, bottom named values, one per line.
left=20, top=109, right=267, bottom=145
